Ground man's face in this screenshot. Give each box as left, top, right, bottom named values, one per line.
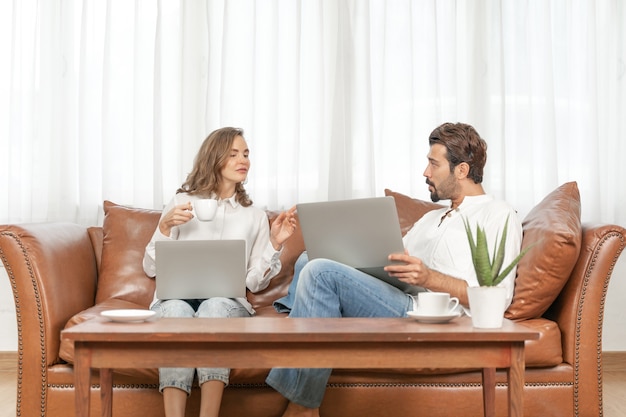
left=423, top=144, right=459, bottom=202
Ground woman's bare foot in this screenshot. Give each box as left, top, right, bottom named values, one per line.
left=281, top=401, right=320, bottom=417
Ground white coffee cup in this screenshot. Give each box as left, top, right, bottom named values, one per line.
left=193, top=199, right=218, bottom=221
left=415, top=292, right=460, bottom=316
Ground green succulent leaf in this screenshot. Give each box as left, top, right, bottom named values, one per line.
left=463, top=214, right=532, bottom=287
left=490, top=216, right=509, bottom=281
left=475, top=224, right=493, bottom=285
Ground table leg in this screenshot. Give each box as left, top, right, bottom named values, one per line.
left=507, top=342, right=525, bottom=417
left=100, top=368, right=113, bottom=417
left=74, top=343, right=92, bottom=417
left=482, top=367, right=496, bottom=417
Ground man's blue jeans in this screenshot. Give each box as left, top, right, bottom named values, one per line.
left=265, top=256, right=415, bottom=408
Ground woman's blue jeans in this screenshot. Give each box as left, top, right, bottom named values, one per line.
left=151, top=297, right=249, bottom=394
left=265, top=257, right=414, bottom=408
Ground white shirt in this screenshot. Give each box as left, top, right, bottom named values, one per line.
left=143, top=193, right=282, bottom=313
left=403, top=194, right=522, bottom=309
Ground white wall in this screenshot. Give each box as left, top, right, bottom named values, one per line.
left=0, top=264, right=18, bottom=351
left=0, top=257, right=625, bottom=351
left=603, top=254, right=626, bottom=351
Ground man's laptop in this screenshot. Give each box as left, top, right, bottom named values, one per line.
left=297, top=196, right=423, bottom=294
left=155, top=240, right=247, bottom=300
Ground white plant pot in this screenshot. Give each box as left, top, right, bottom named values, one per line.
left=467, top=286, right=507, bottom=328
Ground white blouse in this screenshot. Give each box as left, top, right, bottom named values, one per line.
left=143, top=193, right=282, bottom=313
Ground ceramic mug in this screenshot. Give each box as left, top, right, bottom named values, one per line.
left=415, top=292, right=459, bottom=316
left=193, top=199, right=218, bottom=221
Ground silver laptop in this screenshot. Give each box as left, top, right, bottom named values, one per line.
left=155, top=240, right=247, bottom=300
left=297, top=197, right=423, bottom=294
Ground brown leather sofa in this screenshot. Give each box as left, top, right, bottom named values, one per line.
left=1, top=181, right=624, bottom=417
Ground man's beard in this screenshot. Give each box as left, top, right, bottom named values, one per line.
left=427, top=175, right=456, bottom=202
left=427, top=180, right=441, bottom=202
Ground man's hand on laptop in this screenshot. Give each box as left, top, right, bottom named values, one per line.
left=386, top=251, right=470, bottom=306
left=385, top=250, right=432, bottom=288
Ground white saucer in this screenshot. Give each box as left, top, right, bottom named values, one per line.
left=101, top=309, right=156, bottom=323
left=406, top=311, right=462, bottom=324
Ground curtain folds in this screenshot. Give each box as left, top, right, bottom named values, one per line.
left=1, top=0, right=624, bottom=226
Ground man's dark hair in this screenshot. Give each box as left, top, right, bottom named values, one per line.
left=428, top=122, right=487, bottom=184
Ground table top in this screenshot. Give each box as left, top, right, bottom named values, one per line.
left=62, top=316, right=539, bottom=344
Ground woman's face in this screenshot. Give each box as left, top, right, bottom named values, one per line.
left=220, top=135, right=250, bottom=187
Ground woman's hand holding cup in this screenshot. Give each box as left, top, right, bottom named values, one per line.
left=158, top=202, right=194, bottom=237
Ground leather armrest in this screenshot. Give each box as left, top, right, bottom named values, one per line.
left=544, top=222, right=625, bottom=417
left=546, top=223, right=626, bottom=363
left=0, top=222, right=98, bottom=365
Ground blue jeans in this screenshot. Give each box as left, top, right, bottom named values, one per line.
left=273, top=251, right=310, bottom=313
left=151, top=298, right=250, bottom=394
left=265, top=257, right=415, bottom=408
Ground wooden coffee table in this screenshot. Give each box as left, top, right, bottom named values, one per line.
left=61, top=316, right=538, bottom=417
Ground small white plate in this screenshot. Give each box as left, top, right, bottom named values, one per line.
left=406, top=311, right=462, bottom=324
left=101, top=309, right=156, bottom=323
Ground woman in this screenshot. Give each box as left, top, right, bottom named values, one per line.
left=143, top=127, right=297, bottom=417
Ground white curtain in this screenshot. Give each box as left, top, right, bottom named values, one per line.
left=1, top=0, right=625, bottom=226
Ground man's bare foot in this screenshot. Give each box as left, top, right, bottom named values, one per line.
left=281, top=401, right=320, bottom=417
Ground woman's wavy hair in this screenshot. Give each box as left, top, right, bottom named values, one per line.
left=177, top=127, right=253, bottom=207
left=428, top=122, right=487, bottom=184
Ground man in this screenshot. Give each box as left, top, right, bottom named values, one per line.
left=266, top=122, right=523, bottom=417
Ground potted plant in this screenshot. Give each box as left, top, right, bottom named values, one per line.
left=463, top=214, right=532, bottom=328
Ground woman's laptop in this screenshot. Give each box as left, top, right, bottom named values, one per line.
left=155, top=239, right=247, bottom=300
left=297, top=197, right=423, bottom=293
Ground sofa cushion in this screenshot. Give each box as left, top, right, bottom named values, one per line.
left=505, top=182, right=582, bottom=320
left=60, top=201, right=161, bottom=363
left=247, top=211, right=306, bottom=311
left=95, top=200, right=161, bottom=306
left=60, top=203, right=302, bottom=362
left=520, top=318, right=563, bottom=366
left=59, top=298, right=150, bottom=363
left=384, top=189, right=443, bottom=236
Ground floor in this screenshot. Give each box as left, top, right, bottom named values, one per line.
left=604, top=352, right=626, bottom=417
left=1, top=352, right=625, bottom=417
left=0, top=353, right=16, bottom=417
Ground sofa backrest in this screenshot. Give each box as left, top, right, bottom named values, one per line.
left=93, top=182, right=583, bottom=319
left=385, top=183, right=583, bottom=320
left=91, top=201, right=307, bottom=312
